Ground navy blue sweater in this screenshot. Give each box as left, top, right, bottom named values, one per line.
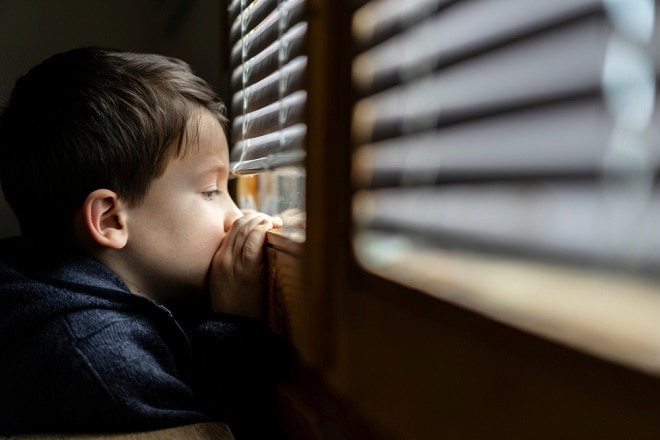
left=0, top=238, right=287, bottom=438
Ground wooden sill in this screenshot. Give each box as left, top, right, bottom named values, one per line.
left=265, top=226, right=306, bottom=349
left=355, top=234, right=660, bottom=377
left=266, top=226, right=305, bottom=254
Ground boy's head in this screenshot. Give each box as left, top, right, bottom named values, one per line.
left=0, top=47, right=247, bottom=301
left=0, top=47, right=228, bottom=245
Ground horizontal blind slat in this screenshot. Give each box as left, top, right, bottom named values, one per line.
left=231, top=124, right=306, bottom=174
left=231, top=150, right=306, bottom=174
left=230, top=0, right=306, bottom=69
left=232, top=90, right=306, bottom=142
left=353, top=97, right=660, bottom=187
left=353, top=0, right=604, bottom=94
left=230, top=0, right=278, bottom=45
left=353, top=0, right=455, bottom=50
left=353, top=15, right=614, bottom=144
left=231, top=56, right=307, bottom=116
left=354, top=183, right=660, bottom=268
left=231, top=22, right=307, bottom=93
left=228, top=0, right=242, bottom=23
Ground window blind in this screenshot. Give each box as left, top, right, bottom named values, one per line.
left=228, top=0, right=307, bottom=175
left=352, top=0, right=660, bottom=270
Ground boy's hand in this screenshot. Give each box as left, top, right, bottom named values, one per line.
left=209, top=212, right=282, bottom=320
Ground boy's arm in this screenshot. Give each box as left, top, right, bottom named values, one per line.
left=191, top=312, right=290, bottom=438
left=201, top=211, right=290, bottom=438
left=52, top=310, right=286, bottom=437
left=18, top=316, right=213, bottom=434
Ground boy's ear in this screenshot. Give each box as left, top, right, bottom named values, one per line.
left=82, top=189, right=128, bottom=249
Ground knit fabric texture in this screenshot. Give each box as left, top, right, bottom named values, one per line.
left=0, top=237, right=287, bottom=438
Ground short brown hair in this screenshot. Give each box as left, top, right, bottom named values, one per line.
left=0, top=47, right=227, bottom=243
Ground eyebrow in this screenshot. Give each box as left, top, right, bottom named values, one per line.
left=198, top=163, right=228, bottom=175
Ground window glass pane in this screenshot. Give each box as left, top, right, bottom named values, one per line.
left=236, top=166, right=305, bottom=216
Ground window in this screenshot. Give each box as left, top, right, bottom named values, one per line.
left=223, top=1, right=660, bottom=438
left=227, top=0, right=307, bottom=216
left=350, top=0, right=660, bottom=371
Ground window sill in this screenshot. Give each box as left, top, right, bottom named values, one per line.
left=266, top=226, right=305, bottom=254
left=265, top=226, right=306, bottom=351
left=355, top=233, right=660, bottom=377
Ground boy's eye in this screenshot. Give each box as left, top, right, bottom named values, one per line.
left=202, top=190, right=222, bottom=200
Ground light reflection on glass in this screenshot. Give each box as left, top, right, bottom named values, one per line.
left=604, top=0, right=655, bottom=43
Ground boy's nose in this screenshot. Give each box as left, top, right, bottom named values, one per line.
left=223, top=200, right=243, bottom=232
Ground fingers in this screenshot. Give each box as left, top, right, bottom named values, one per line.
left=231, top=215, right=271, bottom=268
left=241, top=209, right=283, bottom=227
left=221, top=212, right=281, bottom=270
left=209, top=211, right=282, bottom=320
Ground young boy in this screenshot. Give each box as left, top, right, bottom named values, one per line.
left=0, top=47, right=288, bottom=438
